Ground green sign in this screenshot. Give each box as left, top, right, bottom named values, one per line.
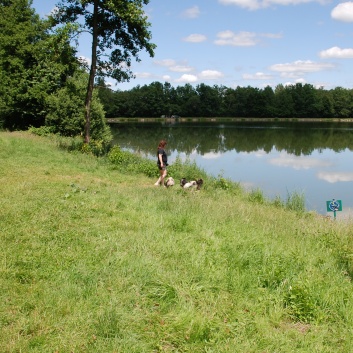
left=326, top=199, right=342, bottom=212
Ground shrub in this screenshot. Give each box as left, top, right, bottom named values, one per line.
left=212, top=174, right=233, bottom=190
left=45, top=70, right=112, bottom=146
left=108, top=145, right=158, bottom=177
left=285, top=191, right=305, bottom=213
left=283, top=280, right=318, bottom=323
left=248, top=188, right=266, bottom=204
left=108, top=145, right=137, bottom=166
left=28, top=126, right=56, bottom=137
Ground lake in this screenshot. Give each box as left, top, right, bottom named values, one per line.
left=110, top=119, right=353, bottom=219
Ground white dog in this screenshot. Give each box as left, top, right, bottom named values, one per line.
left=164, top=177, right=175, bottom=188
left=183, top=180, right=197, bottom=189
left=180, top=178, right=203, bottom=190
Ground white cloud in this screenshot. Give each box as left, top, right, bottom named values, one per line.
left=182, top=6, right=200, bottom=19
left=154, top=60, right=194, bottom=73
left=243, top=72, right=273, bottom=80
left=175, top=74, right=198, bottom=83
left=269, top=153, right=333, bottom=170
left=154, top=59, right=176, bottom=67
left=215, top=30, right=258, bottom=46
left=283, top=78, right=307, bottom=86
left=214, top=30, right=280, bottom=46
left=135, top=72, right=153, bottom=79
left=331, top=2, right=353, bottom=22
left=169, top=65, right=194, bottom=73
left=269, top=60, right=335, bottom=77
left=319, top=46, right=353, bottom=59
left=219, top=0, right=329, bottom=11
left=183, top=34, right=207, bottom=43
left=162, top=75, right=171, bottom=81
left=317, top=171, right=353, bottom=183
left=199, top=70, right=224, bottom=79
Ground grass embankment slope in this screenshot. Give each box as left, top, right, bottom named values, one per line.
left=1, top=131, right=353, bottom=353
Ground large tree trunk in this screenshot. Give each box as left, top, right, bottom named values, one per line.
left=84, top=0, right=99, bottom=144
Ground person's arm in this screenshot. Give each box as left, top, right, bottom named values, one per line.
left=158, top=153, right=163, bottom=166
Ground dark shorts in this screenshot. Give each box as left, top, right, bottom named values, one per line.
left=158, top=165, right=167, bottom=171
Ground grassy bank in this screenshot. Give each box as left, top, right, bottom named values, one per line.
left=1, top=131, right=353, bottom=353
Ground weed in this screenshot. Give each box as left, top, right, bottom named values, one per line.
left=248, top=188, right=266, bottom=204
left=286, top=190, right=306, bottom=213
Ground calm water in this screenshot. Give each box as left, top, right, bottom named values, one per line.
left=110, top=120, right=353, bottom=218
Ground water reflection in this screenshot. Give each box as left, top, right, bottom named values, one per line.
left=110, top=121, right=353, bottom=218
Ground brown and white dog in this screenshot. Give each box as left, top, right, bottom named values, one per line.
left=164, top=177, right=175, bottom=188
left=180, top=178, right=203, bottom=190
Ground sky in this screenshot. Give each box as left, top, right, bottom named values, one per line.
left=32, top=0, right=353, bottom=91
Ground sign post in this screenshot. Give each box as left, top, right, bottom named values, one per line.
left=326, top=199, right=342, bottom=219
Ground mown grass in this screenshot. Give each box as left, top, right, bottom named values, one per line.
left=1, top=131, right=353, bottom=353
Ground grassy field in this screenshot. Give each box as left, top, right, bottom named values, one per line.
left=1, top=131, right=353, bottom=353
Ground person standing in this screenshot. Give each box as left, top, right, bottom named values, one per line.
left=154, top=139, right=168, bottom=186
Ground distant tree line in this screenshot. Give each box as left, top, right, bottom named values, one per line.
left=98, top=80, right=353, bottom=119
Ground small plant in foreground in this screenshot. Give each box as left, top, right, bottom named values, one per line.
left=248, top=188, right=265, bottom=204
left=213, top=174, right=232, bottom=190
left=286, top=190, right=305, bottom=213
left=283, top=280, right=318, bottom=323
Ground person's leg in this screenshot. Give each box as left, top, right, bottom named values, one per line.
left=160, top=168, right=167, bottom=186
left=154, top=168, right=163, bottom=185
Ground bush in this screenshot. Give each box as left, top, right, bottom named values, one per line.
left=248, top=188, right=266, bottom=204
left=28, top=126, right=56, bottom=137
left=283, top=280, right=318, bottom=323
left=45, top=70, right=112, bottom=146
left=108, top=145, right=158, bottom=177
left=286, top=191, right=305, bottom=213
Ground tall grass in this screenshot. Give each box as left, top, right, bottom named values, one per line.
left=1, top=131, right=353, bottom=352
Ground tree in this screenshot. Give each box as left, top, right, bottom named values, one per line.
left=53, top=0, right=156, bottom=143
left=46, top=69, right=112, bottom=147
left=0, top=0, right=78, bottom=129
left=196, top=84, right=222, bottom=117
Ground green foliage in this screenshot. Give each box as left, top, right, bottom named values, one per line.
left=80, top=140, right=110, bottom=157
left=108, top=145, right=157, bottom=177
left=248, top=188, right=266, bottom=204
left=28, top=125, right=56, bottom=137
left=98, top=80, right=353, bottom=119
left=55, top=134, right=84, bottom=152
left=52, top=0, right=156, bottom=82
left=212, top=173, right=239, bottom=191
left=272, top=195, right=285, bottom=208
left=45, top=70, right=112, bottom=145
left=286, top=191, right=306, bottom=213
left=283, top=280, right=318, bottom=323
left=52, top=0, right=156, bottom=142
left=0, top=0, right=78, bottom=129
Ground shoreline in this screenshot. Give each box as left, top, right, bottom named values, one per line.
left=107, top=117, right=353, bottom=124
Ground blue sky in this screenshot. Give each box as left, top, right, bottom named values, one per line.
left=32, top=0, right=353, bottom=91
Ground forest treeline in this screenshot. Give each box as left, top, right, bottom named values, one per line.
left=1, top=1, right=353, bottom=146
left=98, top=80, right=353, bottom=119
